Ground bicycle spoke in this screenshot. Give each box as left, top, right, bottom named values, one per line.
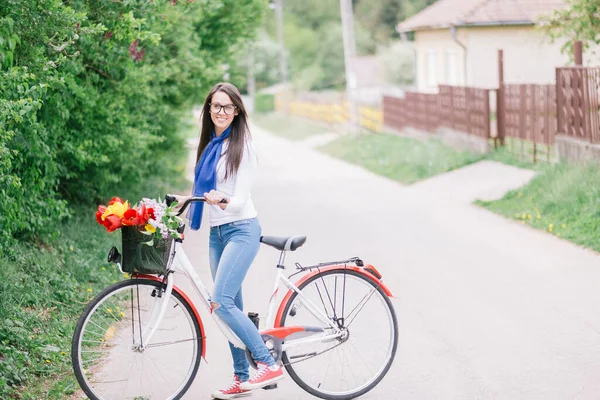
left=313, top=280, right=332, bottom=319
left=342, top=269, right=347, bottom=321
left=73, top=280, right=201, bottom=400
left=345, top=286, right=378, bottom=328
left=145, top=337, right=198, bottom=348
left=317, top=271, right=338, bottom=319
left=333, top=276, right=338, bottom=320
left=280, top=270, right=397, bottom=398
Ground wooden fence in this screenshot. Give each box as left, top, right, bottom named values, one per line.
left=500, top=84, right=557, bottom=162
left=383, top=86, right=491, bottom=138
left=275, top=64, right=600, bottom=164
left=556, top=67, right=600, bottom=144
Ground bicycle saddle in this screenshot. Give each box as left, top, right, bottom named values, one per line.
left=260, top=235, right=306, bottom=251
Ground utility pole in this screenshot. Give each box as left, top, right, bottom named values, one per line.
left=340, top=0, right=359, bottom=134
left=275, top=0, right=287, bottom=85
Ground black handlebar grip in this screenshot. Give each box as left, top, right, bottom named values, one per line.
left=165, top=194, right=176, bottom=207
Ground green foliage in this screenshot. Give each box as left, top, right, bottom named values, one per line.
left=0, top=125, right=190, bottom=397
left=0, top=0, right=266, bottom=245
left=354, top=0, right=437, bottom=43
left=253, top=0, right=435, bottom=91
left=380, top=40, right=416, bottom=85
left=477, top=162, right=600, bottom=252
left=0, top=207, right=123, bottom=398
left=227, top=33, right=282, bottom=92
left=254, top=93, right=275, bottom=113
left=538, top=0, right=600, bottom=57
left=0, top=1, right=266, bottom=393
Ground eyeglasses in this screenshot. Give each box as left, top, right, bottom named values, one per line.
left=209, top=103, right=237, bottom=115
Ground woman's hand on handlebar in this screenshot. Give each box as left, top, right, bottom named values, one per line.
left=204, top=190, right=230, bottom=210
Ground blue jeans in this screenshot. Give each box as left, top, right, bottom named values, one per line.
left=209, top=217, right=275, bottom=381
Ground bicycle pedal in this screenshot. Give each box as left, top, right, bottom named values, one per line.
left=262, top=383, right=278, bottom=390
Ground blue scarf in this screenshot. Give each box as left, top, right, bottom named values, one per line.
left=188, top=126, right=231, bottom=230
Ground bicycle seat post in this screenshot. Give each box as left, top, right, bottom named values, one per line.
left=277, top=250, right=286, bottom=269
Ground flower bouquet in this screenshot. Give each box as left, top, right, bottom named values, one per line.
left=95, top=197, right=183, bottom=275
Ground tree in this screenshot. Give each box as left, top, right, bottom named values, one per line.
left=538, top=0, right=600, bottom=58
left=0, top=0, right=266, bottom=244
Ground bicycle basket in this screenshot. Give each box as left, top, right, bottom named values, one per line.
left=120, top=226, right=173, bottom=275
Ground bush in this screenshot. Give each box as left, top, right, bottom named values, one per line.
left=0, top=0, right=266, bottom=245
left=254, top=93, right=275, bottom=113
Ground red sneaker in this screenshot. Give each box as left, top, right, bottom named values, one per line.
left=239, top=362, right=284, bottom=390
left=211, top=375, right=252, bottom=399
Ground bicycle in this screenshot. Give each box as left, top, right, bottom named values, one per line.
left=71, top=195, right=398, bottom=400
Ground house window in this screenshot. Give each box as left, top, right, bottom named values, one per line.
left=426, top=50, right=437, bottom=87
left=445, top=51, right=458, bottom=85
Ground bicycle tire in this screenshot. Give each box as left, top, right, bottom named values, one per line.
left=71, top=278, right=203, bottom=400
left=279, top=269, right=398, bottom=400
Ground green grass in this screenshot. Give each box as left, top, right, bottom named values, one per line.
left=0, top=128, right=191, bottom=399
left=476, top=162, right=600, bottom=252
left=318, top=131, right=486, bottom=184
left=251, top=112, right=330, bottom=141
left=0, top=209, right=124, bottom=399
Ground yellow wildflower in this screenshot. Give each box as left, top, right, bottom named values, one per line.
left=562, top=224, right=566, bottom=229
left=87, top=288, right=92, bottom=293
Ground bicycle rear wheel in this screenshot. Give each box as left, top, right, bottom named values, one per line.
left=279, top=269, right=398, bottom=400
left=71, top=278, right=202, bottom=400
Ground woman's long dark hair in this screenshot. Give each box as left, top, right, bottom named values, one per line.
left=196, top=82, right=251, bottom=180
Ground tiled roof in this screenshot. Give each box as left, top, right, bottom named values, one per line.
left=397, top=0, right=567, bottom=32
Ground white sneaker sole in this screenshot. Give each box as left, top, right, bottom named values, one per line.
left=211, top=390, right=252, bottom=399
left=239, top=374, right=284, bottom=390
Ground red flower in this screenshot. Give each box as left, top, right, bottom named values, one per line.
left=96, top=205, right=107, bottom=225
left=102, top=214, right=122, bottom=232
left=137, top=205, right=148, bottom=226
left=109, top=197, right=123, bottom=206
left=122, top=209, right=140, bottom=226
left=147, top=207, right=155, bottom=220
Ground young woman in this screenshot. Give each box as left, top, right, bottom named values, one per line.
left=174, top=82, right=283, bottom=399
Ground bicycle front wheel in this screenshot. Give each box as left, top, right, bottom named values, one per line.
left=279, top=269, right=398, bottom=400
left=71, top=278, right=203, bottom=400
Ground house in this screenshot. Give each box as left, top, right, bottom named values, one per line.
left=396, top=0, right=592, bottom=92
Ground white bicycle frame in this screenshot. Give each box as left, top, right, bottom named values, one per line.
left=135, top=240, right=343, bottom=353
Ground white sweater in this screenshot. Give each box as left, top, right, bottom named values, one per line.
left=207, top=140, right=258, bottom=227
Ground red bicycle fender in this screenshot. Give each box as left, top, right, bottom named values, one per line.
left=273, top=266, right=393, bottom=328
left=135, top=274, right=207, bottom=359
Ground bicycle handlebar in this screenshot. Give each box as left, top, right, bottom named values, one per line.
left=165, top=194, right=228, bottom=217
